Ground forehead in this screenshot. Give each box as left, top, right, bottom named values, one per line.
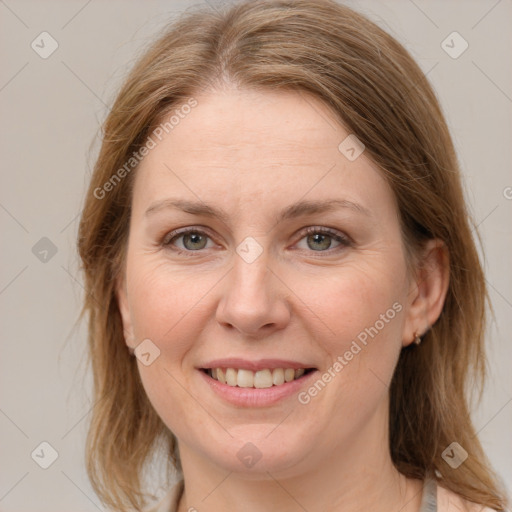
left=132, top=87, right=394, bottom=218
left=154, top=88, right=344, bottom=163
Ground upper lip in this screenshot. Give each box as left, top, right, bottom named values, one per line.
left=199, top=358, right=317, bottom=372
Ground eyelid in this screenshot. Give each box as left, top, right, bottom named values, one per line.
left=161, top=225, right=216, bottom=246
left=293, top=226, right=352, bottom=253
left=299, top=226, right=351, bottom=244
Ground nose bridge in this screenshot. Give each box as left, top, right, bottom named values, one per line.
left=231, top=231, right=272, bottom=294
left=232, top=247, right=270, bottom=299
left=216, top=242, right=290, bottom=335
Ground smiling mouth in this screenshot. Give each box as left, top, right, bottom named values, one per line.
left=201, top=367, right=317, bottom=389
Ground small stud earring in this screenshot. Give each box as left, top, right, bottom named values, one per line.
left=413, top=331, right=422, bottom=345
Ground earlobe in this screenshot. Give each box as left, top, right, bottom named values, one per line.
left=402, top=238, right=450, bottom=347
left=115, top=276, right=135, bottom=351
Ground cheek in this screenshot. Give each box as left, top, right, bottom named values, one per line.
left=292, top=259, right=407, bottom=419
left=292, top=260, right=406, bottom=355
left=288, top=263, right=406, bottom=441
left=124, top=260, right=215, bottom=438
left=125, top=256, right=224, bottom=369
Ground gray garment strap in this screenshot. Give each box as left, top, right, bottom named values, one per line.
left=419, top=477, right=438, bottom=512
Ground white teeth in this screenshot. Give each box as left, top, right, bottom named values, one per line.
left=217, top=368, right=226, bottom=384
left=208, top=367, right=310, bottom=387
left=225, top=368, right=237, bottom=386
left=253, top=369, right=273, bottom=388
left=272, top=368, right=285, bottom=386
left=237, top=369, right=254, bottom=388
left=284, top=368, right=295, bottom=382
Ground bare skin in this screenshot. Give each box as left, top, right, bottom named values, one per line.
left=117, top=86, right=449, bottom=512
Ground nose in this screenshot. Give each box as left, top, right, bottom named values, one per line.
left=216, top=249, right=291, bottom=338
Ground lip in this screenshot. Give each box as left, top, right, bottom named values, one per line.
left=198, top=367, right=319, bottom=408
left=198, top=358, right=315, bottom=372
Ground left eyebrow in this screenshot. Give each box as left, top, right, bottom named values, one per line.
left=144, top=198, right=372, bottom=222
left=278, top=198, right=372, bottom=221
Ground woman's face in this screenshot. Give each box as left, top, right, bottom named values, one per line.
left=117, top=87, right=421, bottom=477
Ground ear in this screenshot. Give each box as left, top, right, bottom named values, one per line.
left=115, top=273, right=135, bottom=352
left=402, top=238, right=450, bottom=347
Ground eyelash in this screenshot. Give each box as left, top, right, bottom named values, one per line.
left=161, top=226, right=351, bottom=257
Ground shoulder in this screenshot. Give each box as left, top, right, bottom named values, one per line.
left=437, top=483, right=498, bottom=512
left=144, top=480, right=184, bottom=512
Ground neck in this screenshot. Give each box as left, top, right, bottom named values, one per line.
left=175, top=405, right=424, bottom=512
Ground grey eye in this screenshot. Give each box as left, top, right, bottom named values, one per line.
left=181, top=232, right=208, bottom=250
left=305, top=232, right=337, bottom=251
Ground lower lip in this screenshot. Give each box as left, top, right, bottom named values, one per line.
left=198, top=369, right=318, bottom=407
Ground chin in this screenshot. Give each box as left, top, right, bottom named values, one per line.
left=200, top=429, right=315, bottom=479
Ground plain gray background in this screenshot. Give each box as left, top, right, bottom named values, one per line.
left=1, top=1, right=511, bottom=510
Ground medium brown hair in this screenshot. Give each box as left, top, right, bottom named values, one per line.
left=77, top=1, right=509, bottom=510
